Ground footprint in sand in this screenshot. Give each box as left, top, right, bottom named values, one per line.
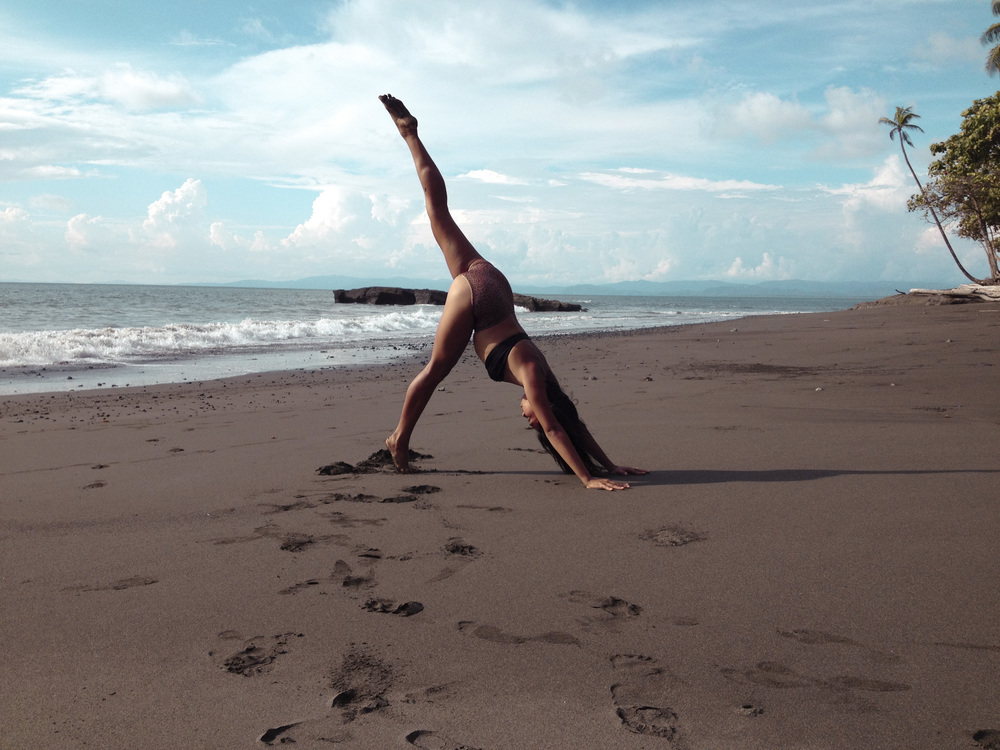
left=208, top=522, right=347, bottom=549
left=455, top=504, right=512, bottom=514
left=444, top=538, right=481, bottom=558
left=258, top=722, right=300, bottom=745
left=642, top=525, right=706, bottom=548
left=324, top=510, right=387, bottom=528
left=403, top=484, right=442, bottom=495
left=279, top=533, right=316, bottom=552
left=317, top=449, right=433, bottom=476
left=405, top=729, right=483, bottom=750
left=212, top=631, right=302, bottom=676
left=403, top=681, right=463, bottom=705
left=609, top=654, right=684, bottom=744
left=257, top=650, right=396, bottom=749
left=363, top=598, right=424, bottom=617
left=457, top=621, right=579, bottom=646
left=973, top=729, right=1000, bottom=750
left=328, top=646, right=395, bottom=723
left=261, top=499, right=316, bottom=513
left=64, top=576, right=158, bottom=592
left=720, top=660, right=910, bottom=694
left=567, top=590, right=642, bottom=632
left=278, top=558, right=372, bottom=595
left=278, top=578, right=325, bottom=595
left=720, top=661, right=814, bottom=690
left=778, top=627, right=901, bottom=663
left=321, top=492, right=383, bottom=504
left=334, top=559, right=375, bottom=589
left=428, top=538, right=482, bottom=583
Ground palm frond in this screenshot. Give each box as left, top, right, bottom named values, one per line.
left=981, top=22, right=1000, bottom=45
left=988, top=44, right=1000, bottom=76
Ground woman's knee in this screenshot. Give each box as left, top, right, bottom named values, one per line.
left=424, top=357, right=455, bottom=383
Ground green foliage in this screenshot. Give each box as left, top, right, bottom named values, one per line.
left=912, top=93, right=1000, bottom=282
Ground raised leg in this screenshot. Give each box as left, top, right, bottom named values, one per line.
left=380, top=94, right=482, bottom=279
left=385, top=276, right=475, bottom=471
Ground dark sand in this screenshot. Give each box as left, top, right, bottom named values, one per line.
left=2, top=303, right=999, bottom=749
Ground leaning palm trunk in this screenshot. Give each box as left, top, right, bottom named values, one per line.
left=967, top=193, right=1000, bottom=282
left=898, top=140, right=981, bottom=284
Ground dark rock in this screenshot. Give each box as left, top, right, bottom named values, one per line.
left=511, top=293, right=582, bottom=312
left=333, top=287, right=448, bottom=305
left=333, top=286, right=582, bottom=312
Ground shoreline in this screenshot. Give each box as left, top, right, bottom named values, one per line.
left=4, top=304, right=999, bottom=748
left=0, top=304, right=850, bottom=399
left=0, top=287, right=870, bottom=397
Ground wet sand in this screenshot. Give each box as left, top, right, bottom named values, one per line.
left=2, top=303, right=999, bottom=749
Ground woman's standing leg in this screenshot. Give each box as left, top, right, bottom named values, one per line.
left=385, top=276, right=474, bottom=471
left=380, top=94, right=482, bottom=278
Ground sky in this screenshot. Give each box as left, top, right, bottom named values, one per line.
left=0, top=0, right=997, bottom=287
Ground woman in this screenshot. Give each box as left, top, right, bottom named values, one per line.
left=380, top=94, right=646, bottom=490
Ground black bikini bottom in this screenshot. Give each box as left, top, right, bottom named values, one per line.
left=484, top=332, right=530, bottom=382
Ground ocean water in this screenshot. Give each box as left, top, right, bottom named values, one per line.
left=0, top=282, right=861, bottom=395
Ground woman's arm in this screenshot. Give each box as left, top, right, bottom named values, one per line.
left=521, top=369, right=631, bottom=491
left=578, top=424, right=648, bottom=477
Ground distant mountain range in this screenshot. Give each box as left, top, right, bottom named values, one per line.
left=190, top=275, right=924, bottom=299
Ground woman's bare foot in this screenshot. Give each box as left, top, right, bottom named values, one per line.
left=379, top=94, right=418, bottom=138
left=385, top=434, right=411, bottom=473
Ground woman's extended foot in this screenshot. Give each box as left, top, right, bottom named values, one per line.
left=379, top=94, right=418, bottom=138
left=385, top=434, right=412, bottom=473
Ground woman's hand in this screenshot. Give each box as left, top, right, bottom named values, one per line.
left=585, top=477, right=631, bottom=491
left=608, top=465, right=648, bottom=476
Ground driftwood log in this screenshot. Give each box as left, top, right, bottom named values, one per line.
left=333, top=287, right=583, bottom=312
left=855, top=285, right=1000, bottom=308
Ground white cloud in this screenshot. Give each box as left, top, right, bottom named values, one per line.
left=26, top=166, right=86, bottom=180
left=98, top=64, right=200, bottom=111
left=915, top=225, right=946, bottom=255
left=139, top=178, right=208, bottom=249
left=210, top=222, right=275, bottom=253
left=1, top=206, right=29, bottom=224
left=709, top=86, right=886, bottom=159
left=812, top=86, right=887, bottom=160
left=283, top=187, right=365, bottom=247
left=369, top=193, right=411, bottom=225
left=712, top=92, right=814, bottom=143
left=17, top=64, right=200, bottom=111
left=172, top=30, right=230, bottom=48
left=913, top=31, right=980, bottom=66
left=726, top=252, right=793, bottom=280
left=30, top=194, right=73, bottom=212
left=65, top=213, right=104, bottom=250
left=645, top=258, right=673, bottom=280
left=460, top=169, right=528, bottom=186
left=826, top=156, right=912, bottom=212
left=579, top=169, right=777, bottom=193
left=209, top=221, right=240, bottom=251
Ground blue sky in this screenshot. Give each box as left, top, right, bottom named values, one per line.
left=0, top=0, right=995, bottom=286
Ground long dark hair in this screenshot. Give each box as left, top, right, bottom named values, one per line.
left=534, top=380, right=602, bottom=476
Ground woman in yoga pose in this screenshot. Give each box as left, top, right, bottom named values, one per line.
left=380, top=94, right=646, bottom=490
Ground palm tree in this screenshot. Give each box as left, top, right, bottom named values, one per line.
left=982, top=0, right=1000, bottom=76
left=879, top=106, right=979, bottom=283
